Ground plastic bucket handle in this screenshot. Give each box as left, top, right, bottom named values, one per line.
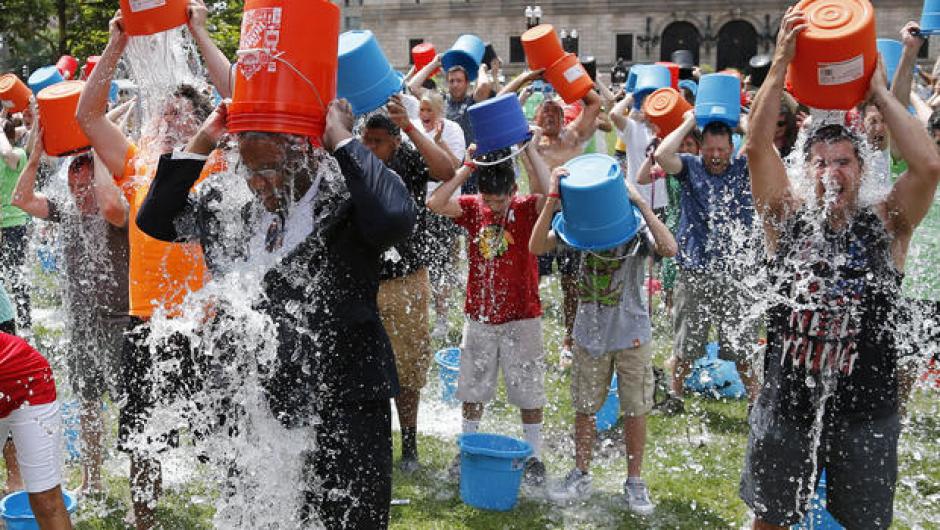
left=472, top=136, right=532, bottom=166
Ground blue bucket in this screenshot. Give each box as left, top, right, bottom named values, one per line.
left=678, top=79, right=698, bottom=98
left=791, top=470, right=844, bottom=530
left=553, top=153, right=643, bottom=251
left=625, top=65, right=647, bottom=94
left=877, top=39, right=904, bottom=87
left=27, top=66, right=64, bottom=94
left=695, top=73, right=741, bottom=128
left=60, top=400, right=81, bottom=462
left=921, top=0, right=940, bottom=36
left=0, top=490, right=77, bottom=530
left=633, top=64, right=671, bottom=108
left=337, top=30, right=404, bottom=116
left=435, top=347, right=460, bottom=405
left=458, top=433, right=532, bottom=511
left=442, top=34, right=485, bottom=82
left=108, top=80, right=120, bottom=104
left=595, top=373, right=619, bottom=431
left=468, top=94, right=532, bottom=155
left=684, top=342, right=745, bottom=399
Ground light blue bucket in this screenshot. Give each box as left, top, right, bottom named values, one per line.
left=458, top=433, right=532, bottom=511
left=791, top=470, right=844, bottom=530
left=625, top=65, right=647, bottom=94
left=877, top=39, right=905, bottom=87
left=337, top=30, right=404, bottom=116
left=684, top=342, right=745, bottom=399
left=633, top=64, right=671, bottom=109
left=0, top=490, right=77, bottom=530
left=435, top=347, right=460, bottom=405
left=921, top=0, right=940, bottom=36
left=468, top=94, right=532, bottom=155
left=595, top=373, right=619, bottom=431
left=442, top=34, right=485, bottom=82
left=27, top=66, right=64, bottom=94
left=695, top=73, right=741, bottom=128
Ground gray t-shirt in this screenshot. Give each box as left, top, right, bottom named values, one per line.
left=568, top=228, right=653, bottom=356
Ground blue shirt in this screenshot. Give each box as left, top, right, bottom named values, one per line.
left=674, top=153, right=755, bottom=271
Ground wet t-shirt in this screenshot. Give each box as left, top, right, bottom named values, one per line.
left=762, top=208, right=901, bottom=423
left=0, top=333, right=56, bottom=418
left=380, top=144, right=432, bottom=280
left=455, top=194, right=542, bottom=324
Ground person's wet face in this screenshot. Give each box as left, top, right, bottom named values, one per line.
left=67, top=155, right=96, bottom=215
left=419, top=101, right=438, bottom=129
left=808, top=139, right=862, bottom=214
left=362, top=126, right=400, bottom=164
left=156, top=96, right=199, bottom=154
left=863, top=104, right=887, bottom=152
left=481, top=190, right=514, bottom=216
left=536, top=102, right=562, bottom=137
left=774, top=112, right=788, bottom=146
left=680, top=134, right=700, bottom=155
left=701, top=131, right=732, bottom=175
left=447, top=69, right=468, bottom=100
left=238, top=134, right=292, bottom=213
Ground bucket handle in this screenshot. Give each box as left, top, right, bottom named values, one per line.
left=235, top=48, right=328, bottom=113
left=472, top=137, right=532, bottom=167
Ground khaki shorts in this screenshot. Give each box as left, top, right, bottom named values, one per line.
left=457, top=318, right=546, bottom=409
left=378, top=268, right=432, bottom=391
left=571, top=342, right=654, bottom=417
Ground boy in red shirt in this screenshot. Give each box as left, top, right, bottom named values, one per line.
left=427, top=139, right=551, bottom=484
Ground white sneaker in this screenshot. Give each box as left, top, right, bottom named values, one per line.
left=624, top=478, right=655, bottom=515
left=549, top=468, right=592, bottom=502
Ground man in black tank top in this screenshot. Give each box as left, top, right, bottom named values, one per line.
left=739, top=10, right=940, bottom=530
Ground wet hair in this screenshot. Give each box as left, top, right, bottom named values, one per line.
left=364, top=114, right=400, bottom=137
left=535, top=98, right=563, bottom=125
left=476, top=149, right=515, bottom=195
left=173, top=84, right=213, bottom=122
left=928, top=109, right=940, bottom=135
left=446, top=66, right=468, bottom=82
left=777, top=104, right=799, bottom=158
left=684, top=129, right=703, bottom=149
left=68, top=152, right=93, bottom=173
left=802, top=124, right=863, bottom=166
left=2, top=120, right=14, bottom=143
left=702, top=121, right=733, bottom=146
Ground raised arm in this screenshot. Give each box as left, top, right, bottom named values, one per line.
left=655, top=110, right=696, bottom=175
left=76, top=10, right=132, bottom=177
left=529, top=167, right=564, bottom=256
left=567, top=89, right=601, bottom=144
left=407, top=55, right=441, bottom=99
left=10, top=129, right=49, bottom=219
left=635, top=152, right=654, bottom=185
left=628, top=181, right=677, bottom=257
left=473, top=64, right=493, bottom=103
left=93, top=151, right=129, bottom=228
left=388, top=94, right=455, bottom=182
left=608, top=92, right=633, bottom=133
left=519, top=128, right=551, bottom=207
left=187, top=0, right=233, bottom=98
left=890, top=21, right=923, bottom=110
left=427, top=146, right=474, bottom=218
left=497, top=68, right=544, bottom=97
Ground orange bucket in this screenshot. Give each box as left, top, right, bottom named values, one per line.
left=544, top=53, right=593, bottom=104
left=655, top=62, right=680, bottom=89
left=643, top=87, right=692, bottom=139
left=412, top=42, right=439, bottom=76
left=785, top=0, right=877, bottom=110
left=0, top=74, right=32, bottom=114
left=522, top=24, right=566, bottom=71
left=118, top=0, right=188, bottom=36
left=228, top=0, right=339, bottom=142
left=37, top=81, right=90, bottom=156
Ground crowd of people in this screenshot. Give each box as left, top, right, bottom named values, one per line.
left=1, top=2, right=938, bottom=529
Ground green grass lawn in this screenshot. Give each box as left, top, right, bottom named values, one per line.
left=3, top=258, right=938, bottom=529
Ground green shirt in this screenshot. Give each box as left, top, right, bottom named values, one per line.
left=0, top=148, right=29, bottom=228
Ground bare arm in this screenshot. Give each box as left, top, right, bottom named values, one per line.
left=519, top=128, right=551, bottom=208
left=497, top=68, right=544, bottom=97
left=76, top=10, right=132, bottom=177
left=596, top=81, right=617, bottom=111
left=187, top=0, right=233, bottom=98
left=608, top=93, right=632, bottom=133
left=10, top=133, right=49, bottom=219
left=635, top=154, right=654, bottom=185
left=0, top=110, right=20, bottom=169
left=629, top=182, right=677, bottom=257
left=567, top=89, right=601, bottom=144
left=473, top=64, right=493, bottom=102
left=407, top=54, right=441, bottom=99
left=427, top=146, right=474, bottom=218
left=655, top=110, right=696, bottom=175
left=93, top=151, right=129, bottom=228
left=890, top=21, right=924, bottom=160
left=388, top=94, right=455, bottom=182
left=528, top=167, right=565, bottom=256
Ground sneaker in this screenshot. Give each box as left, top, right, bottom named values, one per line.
left=624, top=478, right=655, bottom=516
left=448, top=454, right=461, bottom=480
left=523, top=457, right=546, bottom=487
left=399, top=456, right=420, bottom=474
left=548, top=468, right=592, bottom=502
left=559, top=348, right=573, bottom=370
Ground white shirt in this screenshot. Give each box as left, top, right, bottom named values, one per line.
left=412, top=118, right=466, bottom=197
left=618, top=117, right=668, bottom=210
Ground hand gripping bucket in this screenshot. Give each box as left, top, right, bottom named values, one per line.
left=0, top=74, right=31, bottom=114
left=458, top=433, right=532, bottom=511
left=118, top=0, right=188, bottom=36
left=229, top=0, right=339, bottom=142
left=553, top=153, right=643, bottom=251
left=877, top=39, right=904, bottom=87
left=37, top=81, right=91, bottom=157
left=643, top=87, right=693, bottom=139
left=412, top=42, right=439, bottom=76
left=55, top=55, right=78, bottom=80
left=82, top=56, right=101, bottom=80
left=544, top=53, right=593, bottom=104
left=695, top=73, right=742, bottom=128
left=521, top=24, right=566, bottom=71
left=469, top=93, right=532, bottom=155
left=0, top=490, right=77, bottom=530
left=442, top=35, right=485, bottom=82
left=785, top=0, right=876, bottom=110
left=338, top=30, right=404, bottom=116
left=434, top=347, right=460, bottom=405
left=595, top=373, right=620, bottom=431
left=921, top=0, right=940, bottom=36
left=655, top=61, right=680, bottom=89
left=632, top=64, right=671, bottom=109
left=27, top=65, right=64, bottom=94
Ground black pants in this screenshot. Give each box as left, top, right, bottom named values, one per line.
left=0, top=225, right=30, bottom=330
left=0, top=319, right=14, bottom=334
left=301, top=399, right=392, bottom=529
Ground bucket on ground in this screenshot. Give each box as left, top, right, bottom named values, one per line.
left=37, top=81, right=91, bottom=157
left=877, top=39, right=905, bottom=87
left=0, top=74, right=32, bottom=114
left=921, top=0, right=940, bottom=35
left=553, top=153, right=643, bottom=251
left=228, top=0, right=339, bottom=142
left=55, top=56, right=78, bottom=80
left=521, top=24, right=566, bottom=71
left=118, top=0, right=188, bottom=36
left=412, top=42, right=439, bottom=76
left=791, top=470, right=844, bottom=530
left=435, top=347, right=460, bottom=405
left=27, top=66, right=64, bottom=94
left=0, top=490, right=77, bottom=530
left=469, top=93, right=532, bottom=155
left=632, top=64, right=671, bottom=109
left=595, top=373, right=620, bottom=431
left=644, top=87, right=692, bottom=139
left=785, top=0, right=876, bottom=110
left=338, top=30, right=403, bottom=116
left=442, top=34, right=485, bottom=82
left=544, top=53, right=593, bottom=104
left=82, top=56, right=100, bottom=80
left=458, top=433, right=532, bottom=511
left=684, top=342, right=746, bottom=399
left=695, top=73, right=742, bottom=128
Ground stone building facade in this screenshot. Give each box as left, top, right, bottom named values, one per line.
left=338, top=1, right=934, bottom=77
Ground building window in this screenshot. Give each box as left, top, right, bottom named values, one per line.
left=408, top=38, right=425, bottom=64
left=616, top=34, right=634, bottom=63
left=510, top=36, right=525, bottom=64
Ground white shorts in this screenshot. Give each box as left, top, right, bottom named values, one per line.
left=456, top=318, right=546, bottom=409
left=0, top=401, right=62, bottom=493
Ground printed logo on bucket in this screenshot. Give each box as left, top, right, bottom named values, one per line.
left=817, top=55, right=864, bottom=86
left=238, top=7, right=283, bottom=80
left=129, top=0, right=166, bottom=13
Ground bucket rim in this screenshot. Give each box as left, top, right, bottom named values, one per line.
left=434, top=347, right=461, bottom=368
left=0, top=490, right=78, bottom=518
left=340, top=70, right=404, bottom=115
left=475, top=130, right=532, bottom=156
left=458, top=433, right=532, bottom=459
left=552, top=206, right=643, bottom=252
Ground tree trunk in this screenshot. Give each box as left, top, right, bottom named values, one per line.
left=57, top=0, right=67, bottom=56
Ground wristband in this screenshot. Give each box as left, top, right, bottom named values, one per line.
left=463, top=160, right=477, bottom=171
left=547, top=193, right=561, bottom=199
left=402, top=123, right=414, bottom=134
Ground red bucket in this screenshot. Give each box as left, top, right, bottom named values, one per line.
left=228, top=0, right=339, bottom=142
left=119, top=0, right=188, bottom=36
left=56, top=55, right=79, bottom=80
left=412, top=42, right=439, bottom=76
left=82, top=56, right=101, bottom=80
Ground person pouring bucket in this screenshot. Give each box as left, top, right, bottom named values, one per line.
left=528, top=153, right=677, bottom=514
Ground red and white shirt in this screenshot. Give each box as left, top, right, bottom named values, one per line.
left=0, top=333, right=57, bottom=418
